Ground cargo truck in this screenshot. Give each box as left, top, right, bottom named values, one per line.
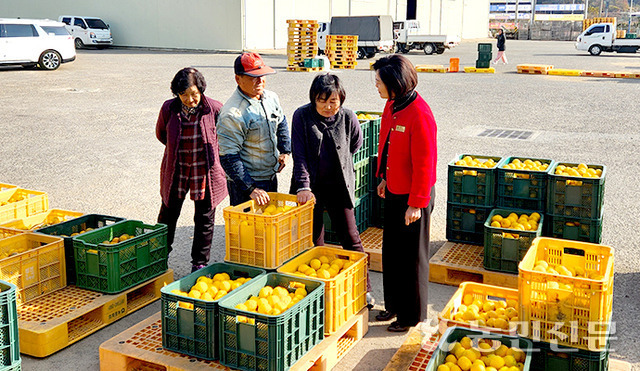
left=393, top=20, right=459, bottom=55
left=317, top=15, right=394, bottom=59
left=576, top=22, right=640, bottom=55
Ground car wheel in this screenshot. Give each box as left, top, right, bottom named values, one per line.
left=366, top=52, right=376, bottom=59
left=357, top=48, right=366, bottom=60
left=589, top=44, right=602, bottom=56
left=423, top=43, right=436, bottom=55
left=39, top=50, right=61, bottom=70
left=436, top=47, right=445, bottom=54
left=74, top=38, right=84, bottom=49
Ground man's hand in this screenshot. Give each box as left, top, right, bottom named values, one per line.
left=277, top=153, right=289, bottom=172
left=377, top=179, right=386, bottom=199
left=297, top=190, right=315, bottom=204
left=250, top=188, right=270, bottom=205
left=405, top=206, right=421, bottom=226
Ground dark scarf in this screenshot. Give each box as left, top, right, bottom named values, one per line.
left=392, top=90, right=417, bottom=113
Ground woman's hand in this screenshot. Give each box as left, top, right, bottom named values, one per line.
left=297, top=190, right=315, bottom=204
left=250, top=188, right=270, bottom=206
left=377, top=179, right=386, bottom=199
left=405, top=206, right=421, bottom=226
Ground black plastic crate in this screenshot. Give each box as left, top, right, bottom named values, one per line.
left=477, top=51, right=493, bottom=61
left=476, top=60, right=491, bottom=69
left=531, top=339, right=609, bottom=371
left=543, top=213, right=603, bottom=244
left=478, top=43, right=493, bottom=52
left=446, top=203, right=491, bottom=245
left=36, top=214, right=126, bottom=285
left=547, top=163, right=606, bottom=219
left=497, top=157, right=554, bottom=213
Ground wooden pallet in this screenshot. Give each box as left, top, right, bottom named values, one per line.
left=580, top=70, right=615, bottom=78
left=516, top=64, right=554, bottom=72
left=287, top=66, right=324, bottom=72
left=331, top=64, right=357, bottom=70
left=99, top=308, right=368, bottom=371
left=383, top=322, right=632, bottom=371
left=19, top=269, right=173, bottom=357
left=463, top=67, right=495, bottom=73
left=547, top=69, right=583, bottom=76
left=416, top=65, right=448, bottom=73
left=517, top=68, right=549, bottom=75
left=429, top=242, right=517, bottom=288
left=360, top=227, right=382, bottom=272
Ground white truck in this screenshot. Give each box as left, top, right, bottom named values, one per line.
left=576, top=22, right=640, bottom=55
left=393, top=20, right=459, bottom=55
left=317, top=16, right=394, bottom=59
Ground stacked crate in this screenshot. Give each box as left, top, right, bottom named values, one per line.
left=476, top=43, right=492, bottom=69
left=496, top=156, right=553, bottom=213
left=324, top=112, right=382, bottom=244
left=582, top=17, right=617, bottom=31
left=325, top=35, right=358, bottom=69
left=446, top=154, right=502, bottom=245
left=545, top=162, right=605, bottom=243
left=286, top=19, right=320, bottom=71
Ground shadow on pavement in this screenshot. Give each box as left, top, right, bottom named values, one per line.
left=350, top=348, right=404, bottom=370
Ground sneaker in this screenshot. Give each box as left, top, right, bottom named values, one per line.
left=366, top=293, right=375, bottom=309
left=191, top=264, right=206, bottom=273
left=387, top=321, right=409, bottom=332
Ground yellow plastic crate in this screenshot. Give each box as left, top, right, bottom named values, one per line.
left=223, top=192, right=314, bottom=269
left=0, top=209, right=84, bottom=230
left=464, top=67, right=495, bottom=73
left=0, top=188, right=49, bottom=224
left=0, top=233, right=66, bottom=306
left=277, top=246, right=367, bottom=334
left=438, top=282, right=519, bottom=336
left=518, top=237, right=613, bottom=351
left=0, top=227, right=23, bottom=240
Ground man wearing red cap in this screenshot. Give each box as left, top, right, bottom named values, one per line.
left=217, top=52, right=291, bottom=206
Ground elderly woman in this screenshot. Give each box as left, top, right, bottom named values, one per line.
left=156, top=67, right=228, bottom=273
left=290, top=73, right=373, bottom=302
left=372, top=55, right=437, bottom=332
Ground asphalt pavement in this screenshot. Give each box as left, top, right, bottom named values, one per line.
left=1, top=38, right=639, bottom=371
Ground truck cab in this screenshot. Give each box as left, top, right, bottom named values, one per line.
left=393, top=20, right=459, bottom=55
left=59, top=16, right=112, bottom=49
left=576, top=22, right=640, bottom=55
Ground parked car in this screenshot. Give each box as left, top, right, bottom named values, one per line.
left=576, top=22, right=640, bottom=55
left=58, top=15, right=112, bottom=49
left=0, top=18, right=76, bottom=70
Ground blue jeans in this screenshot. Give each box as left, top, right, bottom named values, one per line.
left=227, top=177, right=278, bottom=206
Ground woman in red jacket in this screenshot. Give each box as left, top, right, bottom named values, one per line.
left=156, top=68, right=228, bottom=273
left=372, top=55, right=437, bottom=332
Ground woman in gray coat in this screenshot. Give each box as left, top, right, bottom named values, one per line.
left=290, top=73, right=372, bottom=301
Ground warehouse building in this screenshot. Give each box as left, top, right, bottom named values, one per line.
left=0, top=0, right=489, bottom=51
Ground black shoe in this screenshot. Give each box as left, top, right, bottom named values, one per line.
left=191, top=264, right=206, bottom=273
left=387, top=321, right=409, bottom=332
left=375, top=310, right=397, bottom=321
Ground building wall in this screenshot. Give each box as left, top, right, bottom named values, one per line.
left=0, top=0, right=243, bottom=50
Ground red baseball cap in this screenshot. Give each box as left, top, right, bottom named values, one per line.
left=234, top=52, right=276, bottom=77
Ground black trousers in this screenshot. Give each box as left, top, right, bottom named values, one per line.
left=227, top=177, right=278, bottom=207
left=158, top=184, right=215, bottom=266
left=382, top=187, right=435, bottom=326
left=313, top=187, right=372, bottom=292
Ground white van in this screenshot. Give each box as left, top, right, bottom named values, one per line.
left=0, top=18, right=76, bottom=70
left=59, top=16, right=112, bottom=49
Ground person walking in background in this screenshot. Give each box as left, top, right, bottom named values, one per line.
left=217, top=52, right=291, bottom=206
left=493, top=28, right=508, bottom=64
left=156, top=67, right=228, bottom=273
left=290, top=73, right=374, bottom=306
left=371, top=55, right=437, bottom=332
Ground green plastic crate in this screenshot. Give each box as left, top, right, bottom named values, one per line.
left=531, top=339, right=609, bottom=371
left=543, top=213, right=603, bottom=243
left=36, top=214, right=126, bottom=285
left=478, top=43, right=493, bottom=52
left=72, top=220, right=168, bottom=294
left=0, top=281, right=20, bottom=370
left=353, top=119, right=372, bottom=164
left=483, top=209, right=543, bottom=274
left=448, top=154, right=502, bottom=207
left=161, top=263, right=266, bottom=361
left=446, top=203, right=491, bottom=245
left=354, top=158, right=371, bottom=199
left=497, top=157, right=554, bottom=213
left=218, top=273, right=324, bottom=371
left=477, top=51, right=493, bottom=61
left=476, top=60, right=491, bottom=69
left=355, top=111, right=382, bottom=152
left=547, top=163, right=606, bottom=219
left=424, top=327, right=533, bottom=371
left=302, top=58, right=320, bottom=68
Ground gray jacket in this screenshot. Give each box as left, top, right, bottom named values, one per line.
left=290, top=104, right=362, bottom=207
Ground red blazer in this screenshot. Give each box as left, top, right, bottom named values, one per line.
left=376, top=93, right=437, bottom=208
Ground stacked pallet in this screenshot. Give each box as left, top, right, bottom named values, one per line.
left=286, top=19, right=320, bottom=72
left=582, top=17, right=616, bottom=31
left=326, top=34, right=358, bottom=69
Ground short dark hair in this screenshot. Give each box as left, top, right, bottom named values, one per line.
left=372, top=55, right=417, bottom=99
left=309, top=73, right=346, bottom=107
left=171, top=67, right=206, bottom=96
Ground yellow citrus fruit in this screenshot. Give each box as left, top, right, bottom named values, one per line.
left=457, top=356, right=472, bottom=371
left=259, top=286, right=273, bottom=298
left=437, top=365, right=451, bottom=371
left=214, top=290, right=227, bottom=300
left=460, top=336, right=473, bottom=349
left=445, top=354, right=457, bottom=364
left=489, top=356, right=505, bottom=369
left=295, top=288, right=307, bottom=297
left=317, top=269, right=331, bottom=279
left=297, top=264, right=310, bottom=273
left=235, top=303, right=248, bottom=311
left=319, top=255, right=330, bottom=264
left=309, top=259, right=322, bottom=270
left=188, top=290, right=201, bottom=299
left=246, top=299, right=258, bottom=311
left=463, top=294, right=474, bottom=306
left=462, top=349, right=477, bottom=362
left=202, top=292, right=214, bottom=301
